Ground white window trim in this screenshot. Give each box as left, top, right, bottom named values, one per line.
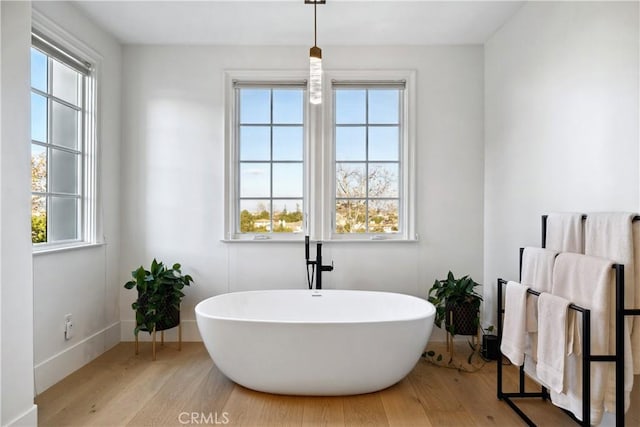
left=319, top=70, right=417, bottom=242
left=223, top=70, right=311, bottom=241
left=222, top=69, right=417, bottom=243
left=31, top=10, right=103, bottom=252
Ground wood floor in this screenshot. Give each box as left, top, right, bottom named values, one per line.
left=36, top=342, right=639, bottom=426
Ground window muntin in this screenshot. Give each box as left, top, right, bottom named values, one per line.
left=333, top=85, right=403, bottom=236
left=235, top=85, right=306, bottom=235
left=30, top=39, right=89, bottom=246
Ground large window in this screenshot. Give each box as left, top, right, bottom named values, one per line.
left=225, top=72, right=414, bottom=242
left=333, top=84, right=403, bottom=236
left=233, top=82, right=306, bottom=238
left=30, top=31, right=94, bottom=247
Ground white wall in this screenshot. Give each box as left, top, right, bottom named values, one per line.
left=1, top=1, right=37, bottom=425
left=484, top=1, right=640, bottom=323
left=120, top=45, right=485, bottom=342
left=30, top=2, right=122, bottom=393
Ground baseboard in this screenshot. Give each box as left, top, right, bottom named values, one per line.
left=34, top=322, right=120, bottom=394
left=5, top=404, right=37, bottom=427
left=120, top=319, right=202, bottom=342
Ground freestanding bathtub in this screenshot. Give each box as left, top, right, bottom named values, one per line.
left=195, top=289, right=435, bottom=396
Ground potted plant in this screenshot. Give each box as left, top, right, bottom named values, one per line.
left=124, top=259, right=194, bottom=336
left=428, top=271, right=482, bottom=337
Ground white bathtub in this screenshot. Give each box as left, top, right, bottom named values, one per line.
left=195, top=289, right=435, bottom=396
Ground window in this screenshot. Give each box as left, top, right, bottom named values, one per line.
left=330, top=79, right=413, bottom=240
left=224, top=72, right=415, bottom=242
left=231, top=81, right=307, bottom=239
left=30, top=30, right=95, bottom=247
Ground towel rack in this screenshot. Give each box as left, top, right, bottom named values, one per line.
left=540, top=214, right=640, bottom=248
left=496, top=214, right=640, bottom=427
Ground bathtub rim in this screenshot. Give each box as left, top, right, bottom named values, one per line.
left=194, top=289, right=435, bottom=325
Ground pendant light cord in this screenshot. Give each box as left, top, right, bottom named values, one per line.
left=314, top=1, right=318, bottom=47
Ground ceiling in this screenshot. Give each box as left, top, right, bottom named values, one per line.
left=71, top=0, right=525, bottom=46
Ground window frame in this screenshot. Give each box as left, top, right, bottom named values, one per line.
left=31, top=13, right=100, bottom=252
left=322, top=70, right=417, bottom=242
left=223, top=70, right=416, bottom=243
left=224, top=71, right=310, bottom=241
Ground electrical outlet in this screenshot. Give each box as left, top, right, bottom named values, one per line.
left=64, top=314, right=73, bottom=340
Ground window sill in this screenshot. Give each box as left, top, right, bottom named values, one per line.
left=33, top=241, right=106, bottom=256
left=221, top=236, right=419, bottom=244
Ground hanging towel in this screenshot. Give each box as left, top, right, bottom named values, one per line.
left=521, top=247, right=558, bottom=332
left=536, top=292, right=570, bottom=394
left=584, top=212, right=635, bottom=414
left=521, top=247, right=558, bottom=381
left=585, top=212, right=635, bottom=327
left=632, top=219, right=640, bottom=375
left=545, top=213, right=584, bottom=253
left=500, top=281, right=529, bottom=366
left=549, top=253, right=613, bottom=425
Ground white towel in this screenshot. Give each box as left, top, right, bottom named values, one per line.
left=500, top=281, right=529, bottom=366
left=632, top=220, right=640, bottom=375
left=545, top=213, right=584, bottom=253
left=520, top=247, right=558, bottom=382
left=584, top=212, right=635, bottom=414
left=585, top=212, right=635, bottom=323
left=536, top=292, right=570, bottom=394
left=549, top=253, right=613, bottom=425
left=521, top=247, right=558, bottom=332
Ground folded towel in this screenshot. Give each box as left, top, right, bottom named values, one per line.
left=545, top=213, right=584, bottom=253
left=536, top=292, right=571, bottom=393
left=549, top=253, right=613, bottom=424
left=500, top=281, right=529, bottom=366
left=632, top=220, right=640, bottom=375
left=584, top=212, right=635, bottom=413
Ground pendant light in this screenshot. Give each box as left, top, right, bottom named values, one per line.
left=306, top=0, right=325, bottom=104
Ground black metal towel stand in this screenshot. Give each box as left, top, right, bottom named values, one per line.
left=496, top=214, right=640, bottom=426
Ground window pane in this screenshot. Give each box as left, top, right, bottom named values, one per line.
left=369, top=127, right=399, bottom=161
left=273, top=163, right=303, bottom=197
left=52, top=60, right=79, bottom=106
left=240, top=163, right=270, bottom=197
left=31, top=145, right=47, bottom=193
left=335, top=199, right=366, bottom=233
left=369, top=200, right=399, bottom=233
left=335, top=126, right=366, bottom=161
left=336, top=163, right=366, bottom=198
left=240, top=89, right=270, bottom=124
left=51, top=148, right=78, bottom=194
left=31, top=93, right=47, bottom=143
left=240, top=200, right=271, bottom=233
left=273, top=127, right=303, bottom=161
left=51, top=101, right=79, bottom=150
left=50, top=197, right=78, bottom=241
left=368, top=90, right=399, bottom=124
left=240, top=126, right=270, bottom=160
left=31, top=196, right=47, bottom=243
left=31, top=48, right=47, bottom=92
left=273, top=90, right=303, bottom=124
left=273, top=199, right=303, bottom=233
left=336, top=90, right=366, bottom=124
left=368, top=163, right=398, bottom=198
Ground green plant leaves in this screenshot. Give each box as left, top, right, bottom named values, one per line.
left=427, top=271, right=482, bottom=337
left=124, top=259, right=194, bottom=336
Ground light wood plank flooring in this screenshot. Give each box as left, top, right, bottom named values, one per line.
left=36, top=342, right=640, bottom=426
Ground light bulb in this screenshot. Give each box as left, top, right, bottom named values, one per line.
left=309, top=46, right=322, bottom=105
